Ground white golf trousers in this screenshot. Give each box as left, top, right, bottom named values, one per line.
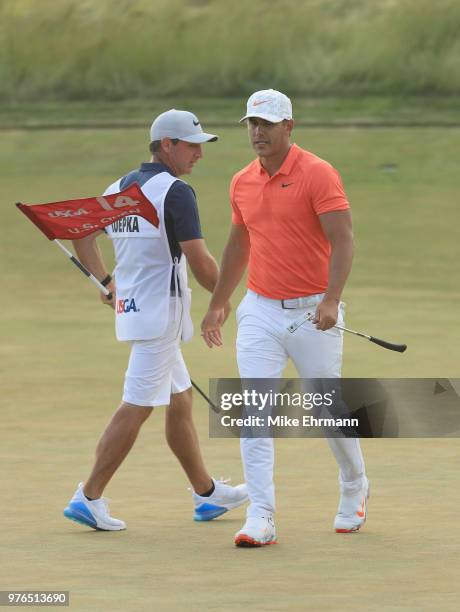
left=236, top=290, right=366, bottom=518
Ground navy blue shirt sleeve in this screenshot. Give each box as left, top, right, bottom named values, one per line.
left=164, top=181, right=203, bottom=260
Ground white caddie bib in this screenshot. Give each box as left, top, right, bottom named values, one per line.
left=104, top=172, right=194, bottom=342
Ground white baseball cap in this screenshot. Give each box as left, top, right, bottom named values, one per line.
left=150, top=109, right=218, bottom=143
left=240, top=89, right=293, bottom=123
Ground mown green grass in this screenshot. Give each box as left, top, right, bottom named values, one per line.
left=1, top=126, right=460, bottom=611
left=2, top=125, right=459, bottom=384
left=1, top=0, right=460, bottom=101
left=2, top=95, right=460, bottom=128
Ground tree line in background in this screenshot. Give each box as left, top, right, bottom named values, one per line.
left=1, top=0, right=459, bottom=102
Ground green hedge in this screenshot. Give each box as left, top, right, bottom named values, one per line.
left=1, top=0, right=459, bottom=101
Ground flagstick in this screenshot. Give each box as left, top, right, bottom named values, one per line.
left=54, top=239, right=112, bottom=299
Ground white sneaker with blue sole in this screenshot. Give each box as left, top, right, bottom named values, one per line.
left=64, top=483, right=126, bottom=531
left=193, top=478, right=249, bottom=521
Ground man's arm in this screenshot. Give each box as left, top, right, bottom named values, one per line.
left=315, top=209, right=354, bottom=331
left=179, top=238, right=219, bottom=293
left=201, top=223, right=250, bottom=347
left=72, top=231, right=116, bottom=308
left=180, top=238, right=231, bottom=338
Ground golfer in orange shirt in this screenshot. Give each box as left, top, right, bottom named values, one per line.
left=201, top=89, right=369, bottom=547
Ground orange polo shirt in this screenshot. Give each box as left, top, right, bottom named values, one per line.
left=230, top=143, right=350, bottom=299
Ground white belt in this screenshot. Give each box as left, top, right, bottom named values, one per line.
left=247, top=290, right=323, bottom=310
left=280, top=295, right=323, bottom=309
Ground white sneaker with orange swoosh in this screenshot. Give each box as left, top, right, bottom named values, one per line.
left=234, top=515, right=277, bottom=547
left=334, top=476, right=370, bottom=533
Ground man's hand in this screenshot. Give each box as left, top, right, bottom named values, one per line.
left=100, top=280, right=116, bottom=309
left=314, top=297, right=339, bottom=331
left=201, top=308, right=225, bottom=348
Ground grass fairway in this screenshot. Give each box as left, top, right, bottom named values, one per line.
left=1, top=126, right=460, bottom=611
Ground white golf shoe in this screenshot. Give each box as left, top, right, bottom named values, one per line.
left=334, top=476, right=370, bottom=533
left=234, top=515, right=277, bottom=547
left=64, top=483, right=126, bottom=531
left=193, top=478, right=249, bottom=521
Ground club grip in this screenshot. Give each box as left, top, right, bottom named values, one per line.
left=369, top=336, right=407, bottom=352
left=107, top=292, right=113, bottom=301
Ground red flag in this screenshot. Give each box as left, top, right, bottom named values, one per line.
left=16, top=182, right=159, bottom=240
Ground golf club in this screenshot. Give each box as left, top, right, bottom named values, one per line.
left=191, top=380, right=220, bottom=414
left=287, top=311, right=407, bottom=353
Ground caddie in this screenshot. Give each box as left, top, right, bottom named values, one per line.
left=64, top=109, right=248, bottom=531
left=201, top=90, right=369, bottom=546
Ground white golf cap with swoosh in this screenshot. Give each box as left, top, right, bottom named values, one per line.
left=150, top=109, right=218, bottom=143
left=240, top=89, right=293, bottom=123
